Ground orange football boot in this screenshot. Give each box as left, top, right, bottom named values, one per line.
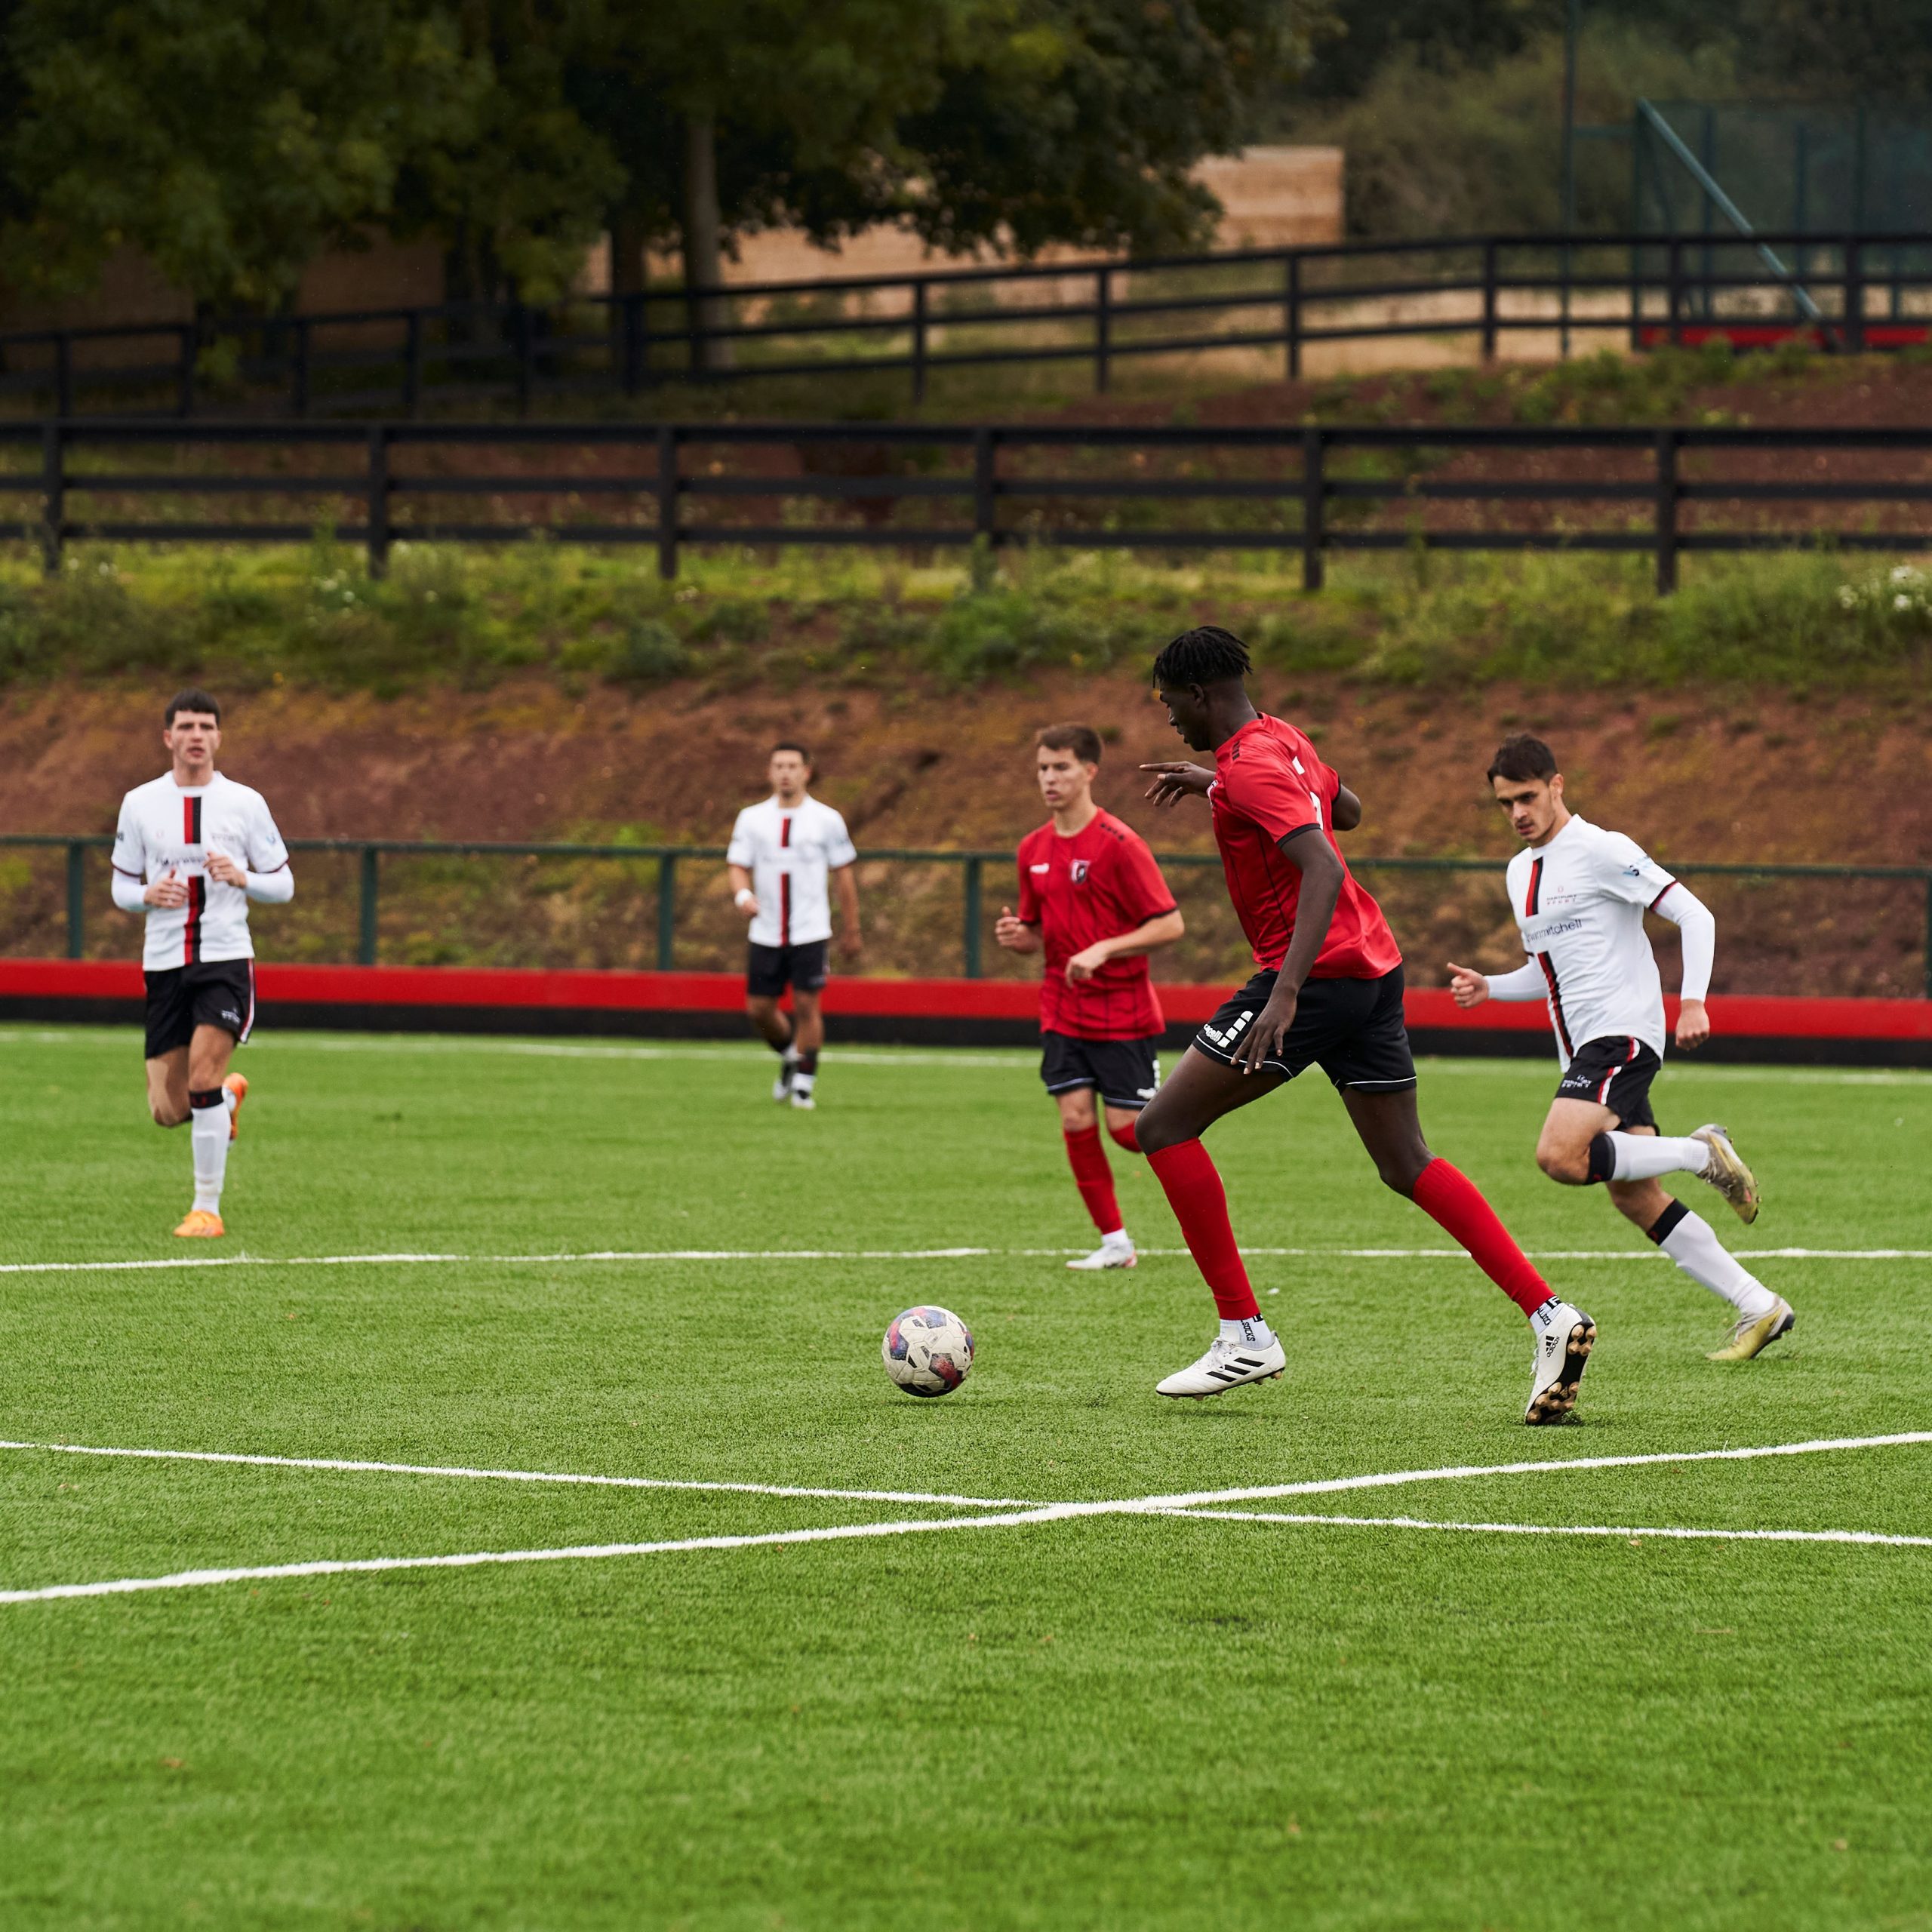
left=223, top=1072, right=248, bottom=1143
left=174, top=1209, right=225, bottom=1238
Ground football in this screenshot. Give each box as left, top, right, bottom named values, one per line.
left=881, top=1305, right=975, bottom=1397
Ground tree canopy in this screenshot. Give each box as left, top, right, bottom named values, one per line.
left=0, top=0, right=1321, bottom=312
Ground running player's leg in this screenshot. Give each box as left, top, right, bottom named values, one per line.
left=1546, top=1041, right=1759, bottom=1223
left=1048, top=1035, right=1156, bottom=1269
left=1343, top=1084, right=1558, bottom=1321
left=1601, top=1132, right=1791, bottom=1361
left=1137, top=1046, right=1283, bottom=1322
left=789, top=983, right=824, bottom=1107
left=180, top=1020, right=238, bottom=1235
left=746, top=941, right=798, bottom=1097
left=1337, top=1002, right=1595, bottom=1426
left=1054, top=1081, right=1131, bottom=1267
left=146, top=1048, right=190, bottom=1128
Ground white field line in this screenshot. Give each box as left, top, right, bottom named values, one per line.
left=0, top=1439, right=1030, bottom=1509
left=12, top=1478, right=1932, bottom=1607
left=0, top=1509, right=1067, bottom=1604
left=1129, top=1429, right=1932, bottom=1510
left=9, top=1426, right=1926, bottom=1512
left=1166, top=1506, right=1932, bottom=1549
left=3, top=1027, right=1928, bottom=1086
left=5, top=1429, right=1929, bottom=1607
left=3, top=1244, right=1928, bottom=1278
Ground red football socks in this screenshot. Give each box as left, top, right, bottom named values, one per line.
left=1146, top=1139, right=1260, bottom=1321
left=1411, top=1157, right=1550, bottom=1318
left=1107, top=1116, right=1140, bottom=1154
left=1063, top=1127, right=1123, bottom=1236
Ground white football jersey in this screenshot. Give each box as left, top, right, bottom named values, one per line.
left=726, top=795, right=857, bottom=949
left=111, top=771, right=291, bottom=971
left=1503, top=814, right=1680, bottom=1066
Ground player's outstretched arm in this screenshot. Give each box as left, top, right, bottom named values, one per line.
left=1457, top=958, right=1544, bottom=1003
left=1139, top=761, right=1214, bottom=808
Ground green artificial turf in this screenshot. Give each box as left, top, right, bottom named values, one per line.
left=2, top=1024, right=1930, bottom=1930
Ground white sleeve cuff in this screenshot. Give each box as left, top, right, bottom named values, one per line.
left=1484, top=961, right=1548, bottom=1001
left=110, top=870, right=146, bottom=915
left=245, top=866, right=294, bottom=904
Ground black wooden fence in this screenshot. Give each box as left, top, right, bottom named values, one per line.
left=3, top=230, right=1929, bottom=419
left=14, top=417, right=1932, bottom=591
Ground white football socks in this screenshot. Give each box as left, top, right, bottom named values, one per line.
left=1220, top=1315, right=1276, bottom=1348
left=1654, top=1205, right=1777, bottom=1320
left=1607, top=1131, right=1712, bottom=1183
left=189, top=1095, right=229, bottom=1213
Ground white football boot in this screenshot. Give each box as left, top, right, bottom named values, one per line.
left=772, top=1048, right=799, bottom=1103
left=1067, top=1232, right=1137, bottom=1272
left=1524, top=1297, right=1596, bottom=1425
left=1155, top=1334, right=1286, bottom=1398
left=789, top=1081, right=817, bottom=1112
left=1690, top=1123, right=1760, bottom=1225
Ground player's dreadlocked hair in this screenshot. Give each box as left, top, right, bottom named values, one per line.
left=1151, top=626, right=1252, bottom=689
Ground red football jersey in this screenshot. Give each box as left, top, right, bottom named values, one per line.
left=1016, top=810, right=1176, bottom=1039
left=1210, top=715, right=1402, bottom=980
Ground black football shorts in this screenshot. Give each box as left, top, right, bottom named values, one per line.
left=1192, top=963, right=1417, bottom=1091
left=746, top=939, right=831, bottom=998
left=1556, top=1033, right=1660, bottom=1130
left=144, top=958, right=255, bottom=1059
left=1039, top=1031, right=1162, bottom=1110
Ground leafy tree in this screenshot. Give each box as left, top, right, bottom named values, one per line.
left=2, top=0, right=472, bottom=308
left=899, top=0, right=1321, bottom=258
left=1734, top=0, right=1932, bottom=101
left=386, top=1, right=620, bottom=305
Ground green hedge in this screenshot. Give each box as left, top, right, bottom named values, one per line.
left=1, top=537, right=1927, bottom=698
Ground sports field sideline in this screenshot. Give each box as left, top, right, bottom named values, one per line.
left=4, top=1024, right=1930, bottom=1928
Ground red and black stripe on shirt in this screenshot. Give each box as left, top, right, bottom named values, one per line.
left=779, top=814, right=792, bottom=945
left=183, top=795, right=205, bottom=963
left=1523, top=858, right=1574, bottom=1054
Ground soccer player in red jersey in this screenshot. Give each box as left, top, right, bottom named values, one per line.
left=1135, top=627, right=1595, bottom=1422
left=995, top=724, right=1184, bottom=1270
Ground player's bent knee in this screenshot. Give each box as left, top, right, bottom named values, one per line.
left=1537, top=1143, right=1590, bottom=1185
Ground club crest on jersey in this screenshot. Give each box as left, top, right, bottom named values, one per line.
left=1070, top=860, right=1090, bottom=884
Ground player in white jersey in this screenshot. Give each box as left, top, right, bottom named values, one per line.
left=725, top=743, right=860, bottom=1109
left=1447, top=734, right=1793, bottom=1362
left=109, top=690, right=294, bottom=1238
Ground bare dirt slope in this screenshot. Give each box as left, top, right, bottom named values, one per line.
left=2, top=670, right=1922, bottom=998
left=3, top=669, right=1915, bottom=863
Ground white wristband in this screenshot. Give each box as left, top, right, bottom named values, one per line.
left=734, top=888, right=755, bottom=911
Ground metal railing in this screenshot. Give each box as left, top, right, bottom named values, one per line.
left=4, top=230, right=1930, bottom=420
left=10, top=837, right=1930, bottom=995
left=14, top=417, right=1932, bottom=592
